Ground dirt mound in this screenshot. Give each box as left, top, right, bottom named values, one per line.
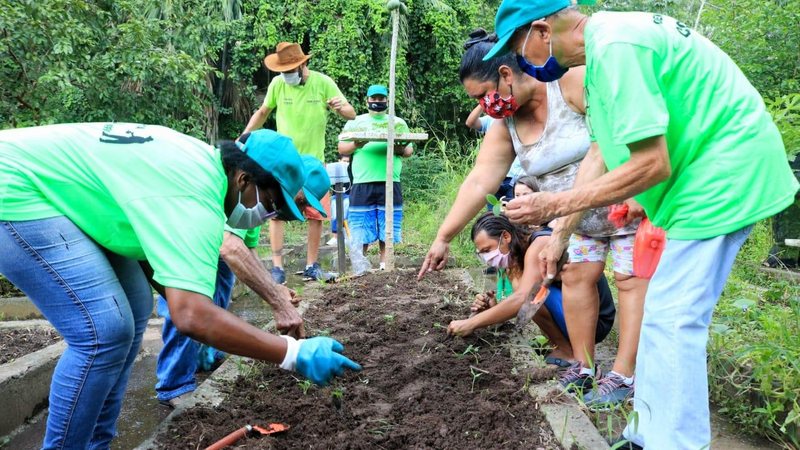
left=154, top=270, right=559, bottom=449
left=0, top=327, right=61, bottom=364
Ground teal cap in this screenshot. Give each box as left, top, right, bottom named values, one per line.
left=237, top=130, right=306, bottom=222
left=300, top=155, right=330, bottom=218
left=484, top=0, right=576, bottom=61
left=367, top=84, right=389, bottom=97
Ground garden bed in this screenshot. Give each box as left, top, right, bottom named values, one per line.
left=153, top=270, right=560, bottom=449
left=0, top=327, right=61, bottom=365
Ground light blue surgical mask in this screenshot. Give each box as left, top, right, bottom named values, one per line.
left=282, top=70, right=302, bottom=86
left=226, top=186, right=277, bottom=229
left=516, top=25, right=568, bottom=82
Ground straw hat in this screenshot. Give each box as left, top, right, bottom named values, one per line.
left=263, top=42, right=311, bottom=72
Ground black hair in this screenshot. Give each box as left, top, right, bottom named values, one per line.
left=459, top=28, right=522, bottom=83
left=218, top=133, right=287, bottom=211
left=470, top=212, right=531, bottom=279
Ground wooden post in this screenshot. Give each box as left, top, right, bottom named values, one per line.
left=384, top=7, right=399, bottom=272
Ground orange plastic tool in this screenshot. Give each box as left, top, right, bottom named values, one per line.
left=205, top=423, right=290, bottom=450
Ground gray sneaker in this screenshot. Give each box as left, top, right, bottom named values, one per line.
left=559, top=361, right=600, bottom=394
left=583, top=371, right=634, bottom=411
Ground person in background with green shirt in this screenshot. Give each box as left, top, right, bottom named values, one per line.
left=485, top=0, right=800, bottom=448
left=337, top=84, right=414, bottom=270
left=0, top=124, right=361, bottom=449
left=154, top=145, right=331, bottom=409
left=243, top=42, right=356, bottom=284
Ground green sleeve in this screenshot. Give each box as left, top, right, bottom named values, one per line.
left=323, top=75, right=344, bottom=101
left=590, top=43, right=669, bottom=146
left=223, top=225, right=261, bottom=249
left=126, top=197, right=222, bottom=298
left=264, top=77, right=279, bottom=110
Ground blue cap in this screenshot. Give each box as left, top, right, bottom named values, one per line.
left=366, top=84, right=389, bottom=97
left=300, top=155, right=330, bottom=218
left=237, top=130, right=306, bottom=222
left=484, top=0, right=584, bottom=61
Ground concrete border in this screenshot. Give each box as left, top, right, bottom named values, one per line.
left=0, top=341, right=65, bottom=437
left=134, top=300, right=312, bottom=450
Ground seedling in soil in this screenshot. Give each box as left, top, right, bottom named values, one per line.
left=318, top=328, right=332, bottom=337
left=458, top=344, right=481, bottom=364
left=331, top=387, right=345, bottom=410
left=295, top=377, right=314, bottom=395
left=383, top=314, right=395, bottom=324
left=432, top=322, right=445, bottom=330
left=469, top=366, right=489, bottom=393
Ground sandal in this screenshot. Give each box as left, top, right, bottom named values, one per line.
left=544, top=356, right=573, bottom=368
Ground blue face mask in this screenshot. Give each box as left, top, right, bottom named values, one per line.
left=516, top=25, right=568, bottom=82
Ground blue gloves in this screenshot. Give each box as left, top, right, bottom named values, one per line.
left=280, top=336, right=362, bottom=386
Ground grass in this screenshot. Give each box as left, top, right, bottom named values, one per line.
left=706, top=220, right=800, bottom=448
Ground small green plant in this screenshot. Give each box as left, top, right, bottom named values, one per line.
left=331, top=386, right=345, bottom=409
left=318, top=328, right=332, bottom=337
left=469, top=366, right=488, bottom=393
left=459, top=344, right=481, bottom=363
left=383, top=314, right=395, bottom=323
left=485, top=194, right=503, bottom=216
left=432, top=322, right=445, bottom=330
left=295, top=377, right=313, bottom=395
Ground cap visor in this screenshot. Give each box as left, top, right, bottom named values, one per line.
left=279, top=186, right=306, bottom=222
left=482, top=31, right=513, bottom=61
left=303, top=187, right=328, bottom=218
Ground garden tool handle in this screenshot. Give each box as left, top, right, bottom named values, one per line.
left=541, top=249, right=569, bottom=290
left=205, top=425, right=252, bottom=450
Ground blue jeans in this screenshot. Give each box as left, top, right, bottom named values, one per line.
left=623, top=225, right=752, bottom=449
left=154, top=258, right=235, bottom=401
left=0, top=217, right=153, bottom=450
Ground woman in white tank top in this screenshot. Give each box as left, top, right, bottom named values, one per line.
left=419, top=30, right=649, bottom=408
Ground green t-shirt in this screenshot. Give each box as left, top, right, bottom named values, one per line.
left=263, top=70, right=344, bottom=162
left=224, top=225, right=261, bottom=249
left=0, top=123, right=227, bottom=298
left=340, top=113, right=410, bottom=183
left=584, top=12, right=798, bottom=240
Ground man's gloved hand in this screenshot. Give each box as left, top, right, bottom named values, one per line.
left=279, top=336, right=362, bottom=386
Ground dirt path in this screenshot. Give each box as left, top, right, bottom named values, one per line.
left=154, top=270, right=560, bottom=449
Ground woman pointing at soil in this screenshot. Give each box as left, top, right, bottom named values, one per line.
left=0, top=124, right=361, bottom=449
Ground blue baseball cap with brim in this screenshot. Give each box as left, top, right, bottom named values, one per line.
left=484, top=0, right=591, bottom=61
left=367, top=84, right=389, bottom=97
left=237, top=130, right=306, bottom=222
left=300, top=155, right=331, bottom=218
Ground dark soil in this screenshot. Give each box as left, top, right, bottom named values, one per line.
left=0, top=327, right=61, bottom=364
left=154, top=270, right=560, bottom=450
left=1, top=276, right=23, bottom=297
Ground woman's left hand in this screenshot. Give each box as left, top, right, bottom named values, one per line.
left=448, top=319, right=476, bottom=337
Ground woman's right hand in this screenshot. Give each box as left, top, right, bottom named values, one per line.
left=417, top=238, right=450, bottom=280
left=470, top=291, right=497, bottom=314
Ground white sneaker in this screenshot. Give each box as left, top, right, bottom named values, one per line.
left=379, top=262, right=386, bottom=270
left=326, top=237, right=337, bottom=246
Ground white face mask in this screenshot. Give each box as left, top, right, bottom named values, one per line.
left=226, top=186, right=277, bottom=229
left=282, top=70, right=302, bottom=86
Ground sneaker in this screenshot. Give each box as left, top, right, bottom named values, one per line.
left=158, top=392, right=190, bottom=410
left=326, top=237, right=338, bottom=246
left=611, top=437, right=643, bottom=450
left=271, top=266, right=286, bottom=285
left=583, top=372, right=634, bottom=411
left=302, top=262, right=335, bottom=282
left=559, top=361, right=600, bottom=394
left=379, top=262, right=386, bottom=270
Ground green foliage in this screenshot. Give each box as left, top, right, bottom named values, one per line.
left=767, top=94, right=800, bottom=158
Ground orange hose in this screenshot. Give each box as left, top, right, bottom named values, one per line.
left=205, top=426, right=250, bottom=450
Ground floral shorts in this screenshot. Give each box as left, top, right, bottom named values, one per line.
left=568, top=233, right=635, bottom=275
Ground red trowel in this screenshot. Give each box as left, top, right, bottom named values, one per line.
left=515, top=250, right=568, bottom=329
